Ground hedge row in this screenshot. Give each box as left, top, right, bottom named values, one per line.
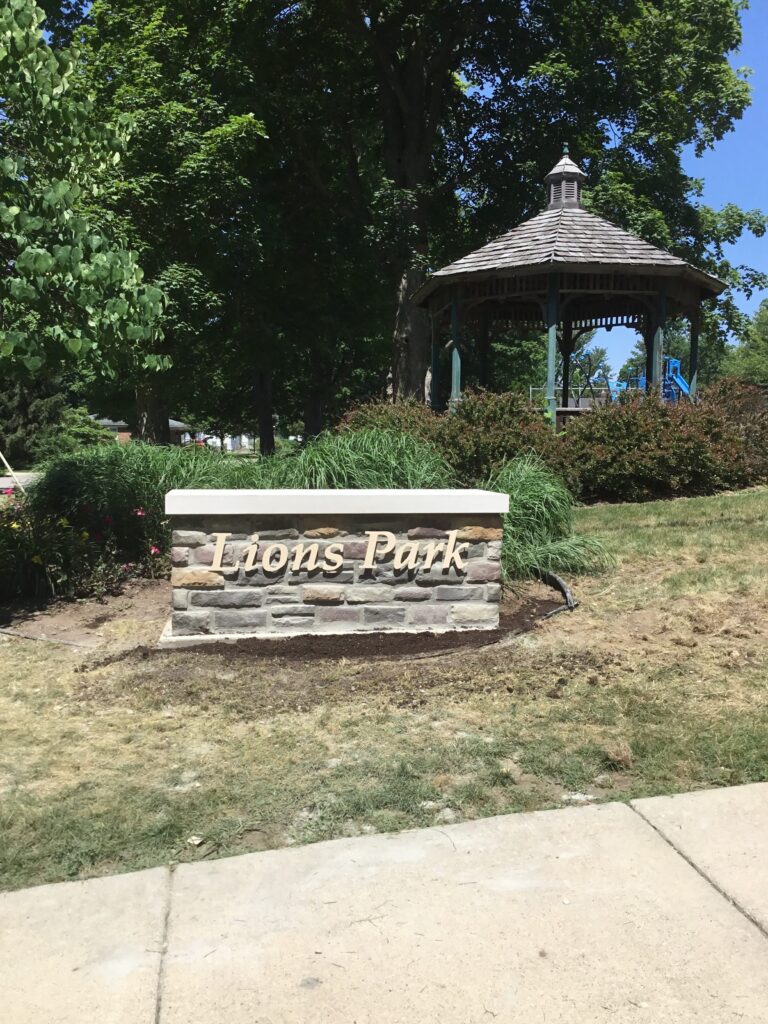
left=341, top=379, right=768, bottom=504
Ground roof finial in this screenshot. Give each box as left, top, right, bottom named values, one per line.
left=563, top=142, right=570, bottom=156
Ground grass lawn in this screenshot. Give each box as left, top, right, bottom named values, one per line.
left=1, top=486, right=767, bottom=891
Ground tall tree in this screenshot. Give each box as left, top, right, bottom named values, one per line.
left=268, top=0, right=764, bottom=400
left=723, top=299, right=768, bottom=383
left=0, top=0, right=163, bottom=379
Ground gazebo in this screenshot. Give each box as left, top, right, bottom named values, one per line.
left=414, top=147, right=726, bottom=420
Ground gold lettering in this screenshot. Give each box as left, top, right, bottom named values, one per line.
left=210, top=532, right=232, bottom=571
left=243, top=534, right=260, bottom=571
left=393, top=541, right=420, bottom=570
left=291, top=542, right=320, bottom=572
left=422, top=540, right=445, bottom=570
left=262, top=543, right=288, bottom=572
left=441, top=530, right=469, bottom=571
left=322, top=542, right=344, bottom=573
left=363, top=530, right=396, bottom=569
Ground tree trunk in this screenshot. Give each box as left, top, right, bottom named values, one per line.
left=134, top=380, right=170, bottom=444
left=255, top=369, right=275, bottom=455
left=303, top=390, right=324, bottom=439
left=391, top=264, right=430, bottom=402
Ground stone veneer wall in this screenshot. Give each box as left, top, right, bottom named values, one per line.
left=169, top=513, right=503, bottom=636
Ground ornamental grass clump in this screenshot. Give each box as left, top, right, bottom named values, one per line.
left=487, top=454, right=614, bottom=580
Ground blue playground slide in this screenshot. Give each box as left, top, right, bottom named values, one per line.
left=610, top=357, right=691, bottom=403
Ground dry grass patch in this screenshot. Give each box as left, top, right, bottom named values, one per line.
left=1, top=487, right=767, bottom=891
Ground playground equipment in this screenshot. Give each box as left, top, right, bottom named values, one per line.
left=627, top=357, right=692, bottom=404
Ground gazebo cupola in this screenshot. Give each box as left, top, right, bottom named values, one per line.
left=545, top=145, right=586, bottom=210
left=414, top=145, right=726, bottom=422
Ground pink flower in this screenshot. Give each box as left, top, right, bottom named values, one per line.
left=132, top=507, right=146, bottom=517
left=150, top=545, right=161, bottom=556
left=2, top=488, right=13, bottom=496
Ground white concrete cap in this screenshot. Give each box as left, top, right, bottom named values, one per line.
left=164, top=488, right=509, bottom=516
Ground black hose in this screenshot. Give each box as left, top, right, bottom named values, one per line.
left=535, top=569, right=579, bottom=616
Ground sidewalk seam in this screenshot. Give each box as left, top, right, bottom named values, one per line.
left=629, top=802, right=768, bottom=942
left=153, top=865, right=175, bottom=1024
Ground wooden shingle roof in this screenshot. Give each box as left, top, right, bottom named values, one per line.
left=414, top=150, right=725, bottom=307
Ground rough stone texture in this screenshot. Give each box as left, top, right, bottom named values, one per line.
left=450, top=603, right=498, bottom=626
left=171, top=547, right=188, bottom=567
left=172, top=611, right=210, bottom=634
left=346, top=585, right=395, bottom=604
left=303, top=585, right=344, bottom=605
left=171, top=530, right=207, bottom=546
left=466, top=560, right=501, bottom=583
left=393, top=587, right=431, bottom=602
left=436, top=585, right=479, bottom=602
left=213, top=609, right=267, bottom=632
left=363, top=606, right=406, bottom=626
left=190, top=591, right=263, bottom=608
left=406, top=604, right=451, bottom=625
left=270, top=604, right=314, bottom=619
left=169, top=513, right=504, bottom=637
left=315, top=606, right=363, bottom=626
left=456, top=526, right=504, bottom=542
left=172, top=569, right=223, bottom=590
left=408, top=527, right=448, bottom=539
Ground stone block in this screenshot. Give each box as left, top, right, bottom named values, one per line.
left=363, top=606, right=406, bottom=626
left=393, top=587, right=431, bottom=602
left=406, top=605, right=451, bottom=626
left=487, top=541, right=502, bottom=562
left=366, top=566, right=416, bottom=585
left=436, top=586, right=478, bottom=601
left=172, top=590, right=188, bottom=611
left=304, top=527, right=344, bottom=538
left=172, top=569, right=223, bottom=589
left=171, top=547, right=189, bottom=567
left=270, top=604, right=314, bottom=618
left=407, top=527, right=448, bottom=539
left=172, top=611, right=211, bottom=635
left=466, top=544, right=486, bottom=558
left=315, top=606, right=363, bottom=625
left=273, top=615, right=316, bottom=629
left=450, top=603, right=499, bottom=626
left=466, top=560, right=501, bottom=583
left=257, top=528, right=299, bottom=540
left=346, top=585, right=395, bottom=604
left=171, top=530, right=207, bottom=547
left=213, top=609, right=268, bottom=632
left=264, top=586, right=300, bottom=605
left=486, top=583, right=502, bottom=602
left=342, top=541, right=368, bottom=560
left=456, top=525, right=504, bottom=542
left=236, top=570, right=275, bottom=588
left=303, top=585, right=345, bottom=604
left=417, top=566, right=466, bottom=586
left=190, top=591, right=263, bottom=608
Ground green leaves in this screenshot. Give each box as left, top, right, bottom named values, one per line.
left=0, top=0, right=163, bottom=373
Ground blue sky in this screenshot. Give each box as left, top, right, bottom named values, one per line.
left=594, top=1, right=767, bottom=374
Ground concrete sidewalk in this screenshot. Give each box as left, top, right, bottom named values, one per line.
left=2, top=785, right=767, bottom=1023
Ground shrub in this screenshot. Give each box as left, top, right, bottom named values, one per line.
left=487, top=454, right=614, bottom=579
left=437, top=389, right=564, bottom=482
left=340, top=400, right=441, bottom=448
left=341, top=390, right=564, bottom=484
left=699, top=378, right=768, bottom=484
left=562, top=391, right=754, bottom=503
